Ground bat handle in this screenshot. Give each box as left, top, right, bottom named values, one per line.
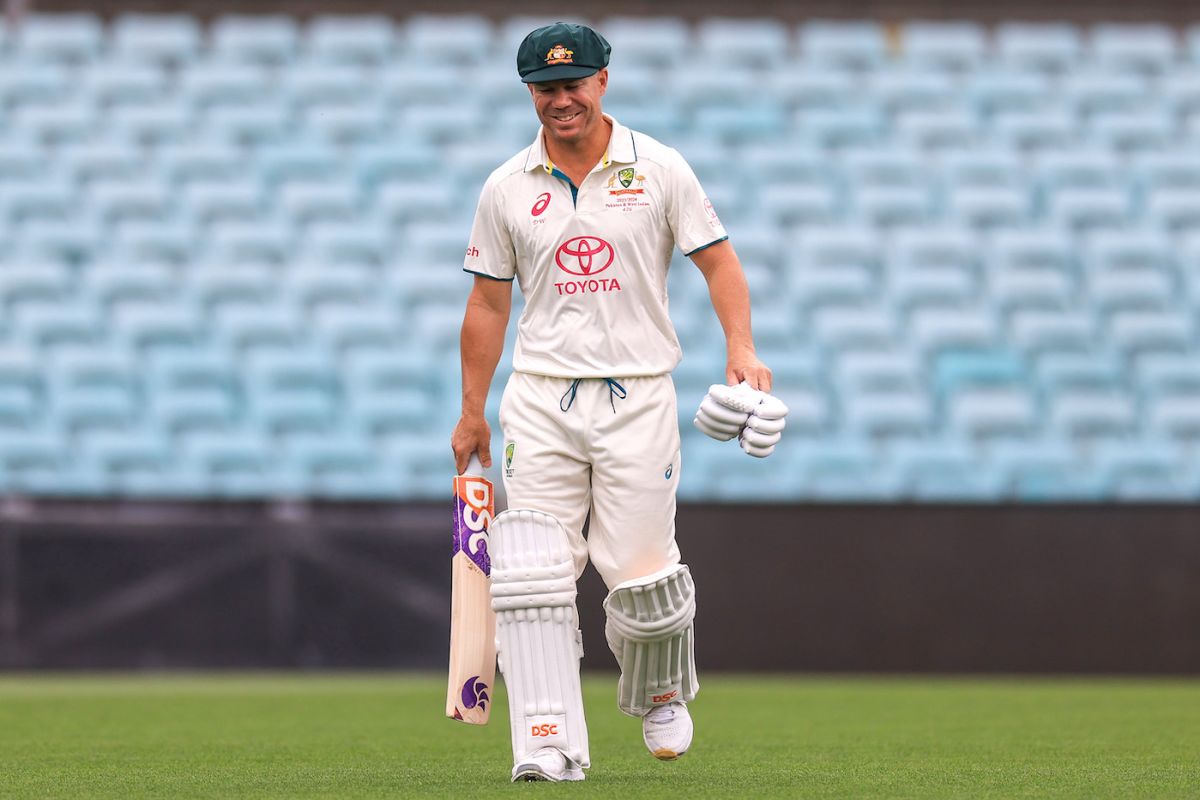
left=464, top=454, right=484, bottom=476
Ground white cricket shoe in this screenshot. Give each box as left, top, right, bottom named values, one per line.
left=642, top=702, right=693, bottom=760
left=511, top=746, right=585, bottom=782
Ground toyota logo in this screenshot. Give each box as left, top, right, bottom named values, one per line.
left=555, top=236, right=615, bottom=276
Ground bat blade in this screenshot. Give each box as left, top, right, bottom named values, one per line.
left=446, top=457, right=496, bottom=725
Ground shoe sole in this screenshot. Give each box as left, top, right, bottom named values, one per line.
left=652, top=747, right=686, bottom=761
left=514, top=769, right=553, bottom=782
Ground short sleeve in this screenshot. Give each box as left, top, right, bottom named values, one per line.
left=664, top=149, right=729, bottom=257
left=463, top=178, right=516, bottom=280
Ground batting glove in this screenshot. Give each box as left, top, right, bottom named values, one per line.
left=693, top=382, right=789, bottom=457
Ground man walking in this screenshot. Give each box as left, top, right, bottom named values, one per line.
left=451, top=21, right=782, bottom=782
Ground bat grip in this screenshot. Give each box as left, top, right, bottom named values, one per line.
left=464, top=454, right=484, bottom=476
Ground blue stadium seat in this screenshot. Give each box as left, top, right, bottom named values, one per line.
left=1034, top=351, right=1126, bottom=394
left=797, top=105, right=886, bottom=147
left=11, top=299, right=103, bottom=348
left=1145, top=187, right=1200, bottom=232
left=0, top=385, right=38, bottom=430
left=1135, top=352, right=1200, bottom=395
left=602, top=17, right=691, bottom=68
left=994, top=23, right=1083, bottom=72
left=402, top=14, right=492, bottom=64
left=1089, top=24, right=1178, bottom=74
left=768, top=68, right=856, bottom=111
left=1059, top=70, right=1149, bottom=114
left=946, top=185, right=1029, bottom=229
left=888, top=438, right=999, bottom=500
left=852, top=185, right=932, bottom=227
left=12, top=14, right=104, bottom=62
left=203, top=102, right=293, bottom=146
left=759, top=184, right=839, bottom=228
left=1087, top=271, right=1174, bottom=315
left=901, top=21, right=986, bottom=71
left=1133, top=150, right=1200, bottom=191
left=1045, top=186, right=1131, bottom=232
left=246, top=389, right=337, bottom=435
left=0, top=262, right=72, bottom=306
left=895, top=107, right=981, bottom=150
left=305, top=15, right=396, bottom=64
left=1147, top=393, right=1200, bottom=439
left=932, top=350, right=1026, bottom=394
left=789, top=267, right=874, bottom=310
left=986, top=229, right=1076, bottom=274
left=867, top=68, right=960, bottom=113
left=277, top=179, right=360, bottom=223
left=111, top=14, right=201, bottom=64
left=85, top=262, right=175, bottom=307
left=966, top=70, right=1051, bottom=114
left=939, top=148, right=1027, bottom=190
left=1009, top=309, right=1095, bottom=355
left=148, top=386, right=238, bottom=434
left=283, top=64, right=373, bottom=107
left=211, top=304, right=304, bottom=350
left=993, top=108, right=1078, bottom=151
left=791, top=438, right=900, bottom=500
left=1091, top=108, right=1176, bottom=152
left=1048, top=389, right=1138, bottom=437
left=47, top=386, right=137, bottom=434
left=695, top=18, right=790, bottom=67
left=1105, top=309, right=1193, bottom=355
left=833, top=348, right=923, bottom=392
left=180, top=61, right=273, bottom=108
left=210, top=15, right=300, bottom=64
left=1034, top=148, right=1123, bottom=192
left=797, top=21, right=888, bottom=68
left=81, top=62, right=168, bottom=108
left=908, top=306, right=997, bottom=355
left=809, top=304, right=896, bottom=350
left=989, top=438, right=1102, bottom=500
left=842, top=387, right=934, bottom=436
left=948, top=386, right=1038, bottom=437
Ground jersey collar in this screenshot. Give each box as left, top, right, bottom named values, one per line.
left=524, top=114, right=637, bottom=175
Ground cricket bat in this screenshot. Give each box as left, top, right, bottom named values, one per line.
left=446, top=453, right=496, bottom=725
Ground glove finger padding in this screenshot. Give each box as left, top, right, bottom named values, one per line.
left=741, top=426, right=782, bottom=449
left=754, top=394, right=790, bottom=421
left=694, top=411, right=742, bottom=440
left=739, top=438, right=777, bottom=455
left=745, top=414, right=787, bottom=435
left=706, top=382, right=764, bottom=414
left=697, top=395, right=753, bottom=426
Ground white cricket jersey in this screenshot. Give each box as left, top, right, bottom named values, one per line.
left=463, top=116, right=728, bottom=378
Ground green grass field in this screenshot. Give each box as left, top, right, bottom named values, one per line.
left=1, top=673, right=1198, bottom=798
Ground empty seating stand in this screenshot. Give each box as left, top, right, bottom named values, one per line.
left=0, top=13, right=1197, bottom=501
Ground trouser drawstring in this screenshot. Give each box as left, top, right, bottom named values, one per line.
left=559, top=378, right=628, bottom=414
left=560, top=378, right=582, bottom=412
left=604, top=378, right=627, bottom=413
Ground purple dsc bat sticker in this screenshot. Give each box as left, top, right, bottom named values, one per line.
left=461, top=675, right=489, bottom=711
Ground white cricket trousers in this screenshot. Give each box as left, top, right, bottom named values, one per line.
left=498, top=371, right=682, bottom=589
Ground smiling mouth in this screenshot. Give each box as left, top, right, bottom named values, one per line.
left=552, top=112, right=581, bottom=123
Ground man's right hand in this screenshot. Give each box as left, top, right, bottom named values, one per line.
left=451, top=413, right=492, bottom=474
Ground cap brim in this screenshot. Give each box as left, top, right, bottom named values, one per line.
left=521, top=64, right=600, bottom=84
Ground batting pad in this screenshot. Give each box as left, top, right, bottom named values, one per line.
left=490, top=509, right=589, bottom=770
left=604, top=563, right=698, bottom=717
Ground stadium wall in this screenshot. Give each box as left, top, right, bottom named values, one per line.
left=2, top=501, right=1198, bottom=673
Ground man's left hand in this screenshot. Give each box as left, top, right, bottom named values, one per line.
left=726, top=352, right=772, bottom=392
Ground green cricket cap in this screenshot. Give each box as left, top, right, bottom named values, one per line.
left=517, top=22, right=611, bottom=84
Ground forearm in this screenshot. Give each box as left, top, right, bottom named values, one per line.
left=459, top=297, right=509, bottom=417
left=701, top=257, right=756, bottom=357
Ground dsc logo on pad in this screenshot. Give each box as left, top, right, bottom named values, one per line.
left=651, top=690, right=678, bottom=704
left=531, top=723, right=559, bottom=737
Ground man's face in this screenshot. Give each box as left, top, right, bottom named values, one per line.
left=528, top=70, right=608, bottom=145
